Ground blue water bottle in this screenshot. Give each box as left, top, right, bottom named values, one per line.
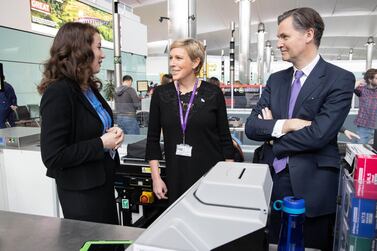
left=273, top=196, right=305, bottom=251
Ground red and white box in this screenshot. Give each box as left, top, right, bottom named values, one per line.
left=354, top=155, right=377, bottom=183
left=344, top=144, right=377, bottom=200
left=354, top=155, right=377, bottom=200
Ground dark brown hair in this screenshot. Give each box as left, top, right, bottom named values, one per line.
left=278, top=7, right=324, bottom=47
left=364, top=68, right=377, bottom=84
left=38, top=22, right=100, bottom=94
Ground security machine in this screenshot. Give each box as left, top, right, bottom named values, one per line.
left=0, top=127, right=40, bottom=148
left=128, top=162, right=273, bottom=251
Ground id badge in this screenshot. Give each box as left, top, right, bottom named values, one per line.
left=176, top=144, right=192, bottom=157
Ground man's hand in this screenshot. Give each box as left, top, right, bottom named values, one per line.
left=282, top=118, right=312, bottom=133
left=344, top=129, right=360, bottom=140
left=258, top=107, right=273, bottom=120
left=10, top=105, right=17, bottom=111
left=355, top=79, right=366, bottom=88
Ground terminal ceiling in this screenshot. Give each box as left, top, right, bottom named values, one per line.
left=120, top=0, right=377, bottom=61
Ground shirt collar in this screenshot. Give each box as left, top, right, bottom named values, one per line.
left=293, top=54, right=320, bottom=77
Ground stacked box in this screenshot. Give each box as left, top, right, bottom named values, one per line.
left=349, top=235, right=377, bottom=251
left=354, top=155, right=377, bottom=184
left=348, top=196, right=377, bottom=238
left=335, top=144, right=377, bottom=250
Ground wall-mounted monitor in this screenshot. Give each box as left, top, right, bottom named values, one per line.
left=137, top=80, right=149, bottom=92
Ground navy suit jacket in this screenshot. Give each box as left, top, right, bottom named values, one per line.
left=245, top=57, right=355, bottom=217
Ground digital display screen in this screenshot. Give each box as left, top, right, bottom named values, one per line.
left=87, top=243, right=130, bottom=251
left=137, top=80, right=149, bottom=92
left=81, top=241, right=132, bottom=251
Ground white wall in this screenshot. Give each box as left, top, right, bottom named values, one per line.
left=121, top=16, right=147, bottom=56
left=0, top=1, right=31, bottom=31
left=0, top=0, right=147, bottom=56
left=146, top=56, right=168, bottom=82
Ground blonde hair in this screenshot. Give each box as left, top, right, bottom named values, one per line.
left=170, top=38, right=205, bottom=75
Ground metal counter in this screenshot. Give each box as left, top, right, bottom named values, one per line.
left=0, top=210, right=143, bottom=251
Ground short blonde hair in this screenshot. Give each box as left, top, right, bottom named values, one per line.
left=170, top=38, right=205, bottom=75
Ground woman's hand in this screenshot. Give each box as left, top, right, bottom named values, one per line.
left=152, top=176, right=168, bottom=200
left=100, top=127, right=124, bottom=150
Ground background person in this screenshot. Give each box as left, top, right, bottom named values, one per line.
left=160, top=73, right=172, bottom=85
left=245, top=8, right=354, bottom=250
left=353, top=68, right=377, bottom=144
left=209, top=76, right=220, bottom=87
left=114, top=75, right=141, bottom=135
left=145, top=38, right=234, bottom=204
left=38, top=22, right=124, bottom=224
left=0, top=76, right=17, bottom=128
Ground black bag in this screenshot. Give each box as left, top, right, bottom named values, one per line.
left=127, top=138, right=164, bottom=159
left=252, top=143, right=274, bottom=166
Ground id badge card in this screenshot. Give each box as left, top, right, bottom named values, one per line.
left=176, top=144, right=192, bottom=157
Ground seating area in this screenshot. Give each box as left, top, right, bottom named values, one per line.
left=12, top=104, right=40, bottom=127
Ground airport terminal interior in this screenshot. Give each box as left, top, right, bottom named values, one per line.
left=0, top=0, right=377, bottom=250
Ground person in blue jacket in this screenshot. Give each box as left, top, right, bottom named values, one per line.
left=0, top=77, right=17, bottom=128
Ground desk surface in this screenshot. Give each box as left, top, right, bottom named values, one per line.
left=0, top=210, right=143, bottom=251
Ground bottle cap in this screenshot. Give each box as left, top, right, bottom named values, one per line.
left=273, top=196, right=305, bottom=215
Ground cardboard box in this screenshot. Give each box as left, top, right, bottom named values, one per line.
left=348, top=235, right=376, bottom=251
left=344, top=144, right=375, bottom=167
left=343, top=144, right=377, bottom=199
left=348, top=197, right=377, bottom=238
left=354, top=155, right=377, bottom=183
left=354, top=180, right=377, bottom=200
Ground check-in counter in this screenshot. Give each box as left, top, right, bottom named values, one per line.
left=0, top=127, right=59, bottom=217
left=0, top=210, right=143, bottom=251
left=0, top=130, right=157, bottom=219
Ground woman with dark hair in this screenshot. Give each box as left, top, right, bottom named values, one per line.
left=38, top=22, right=124, bottom=224
left=146, top=38, right=234, bottom=204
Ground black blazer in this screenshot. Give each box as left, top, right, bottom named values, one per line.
left=40, top=78, right=119, bottom=190
left=245, top=57, right=355, bottom=217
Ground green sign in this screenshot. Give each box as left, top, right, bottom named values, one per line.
left=121, top=198, right=129, bottom=209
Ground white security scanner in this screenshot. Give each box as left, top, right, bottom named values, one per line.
left=127, top=162, right=273, bottom=251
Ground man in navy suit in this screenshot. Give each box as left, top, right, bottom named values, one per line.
left=245, top=7, right=355, bottom=250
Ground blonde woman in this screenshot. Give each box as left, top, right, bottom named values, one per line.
left=146, top=38, right=234, bottom=204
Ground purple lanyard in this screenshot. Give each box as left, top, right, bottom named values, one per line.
left=176, top=79, right=199, bottom=143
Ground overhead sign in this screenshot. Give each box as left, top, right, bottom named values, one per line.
left=30, top=0, right=113, bottom=43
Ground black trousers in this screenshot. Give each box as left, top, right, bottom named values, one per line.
left=57, top=155, right=118, bottom=225
left=269, top=167, right=335, bottom=251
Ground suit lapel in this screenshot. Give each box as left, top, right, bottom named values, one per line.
left=280, top=67, right=294, bottom=119
left=292, top=57, right=326, bottom=117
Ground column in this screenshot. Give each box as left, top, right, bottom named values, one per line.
left=257, top=22, right=265, bottom=84
left=238, top=0, right=251, bottom=84
left=113, top=0, right=122, bottom=87
left=366, top=36, right=375, bottom=70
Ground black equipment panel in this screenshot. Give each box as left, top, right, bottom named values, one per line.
left=115, top=157, right=168, bottom=227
